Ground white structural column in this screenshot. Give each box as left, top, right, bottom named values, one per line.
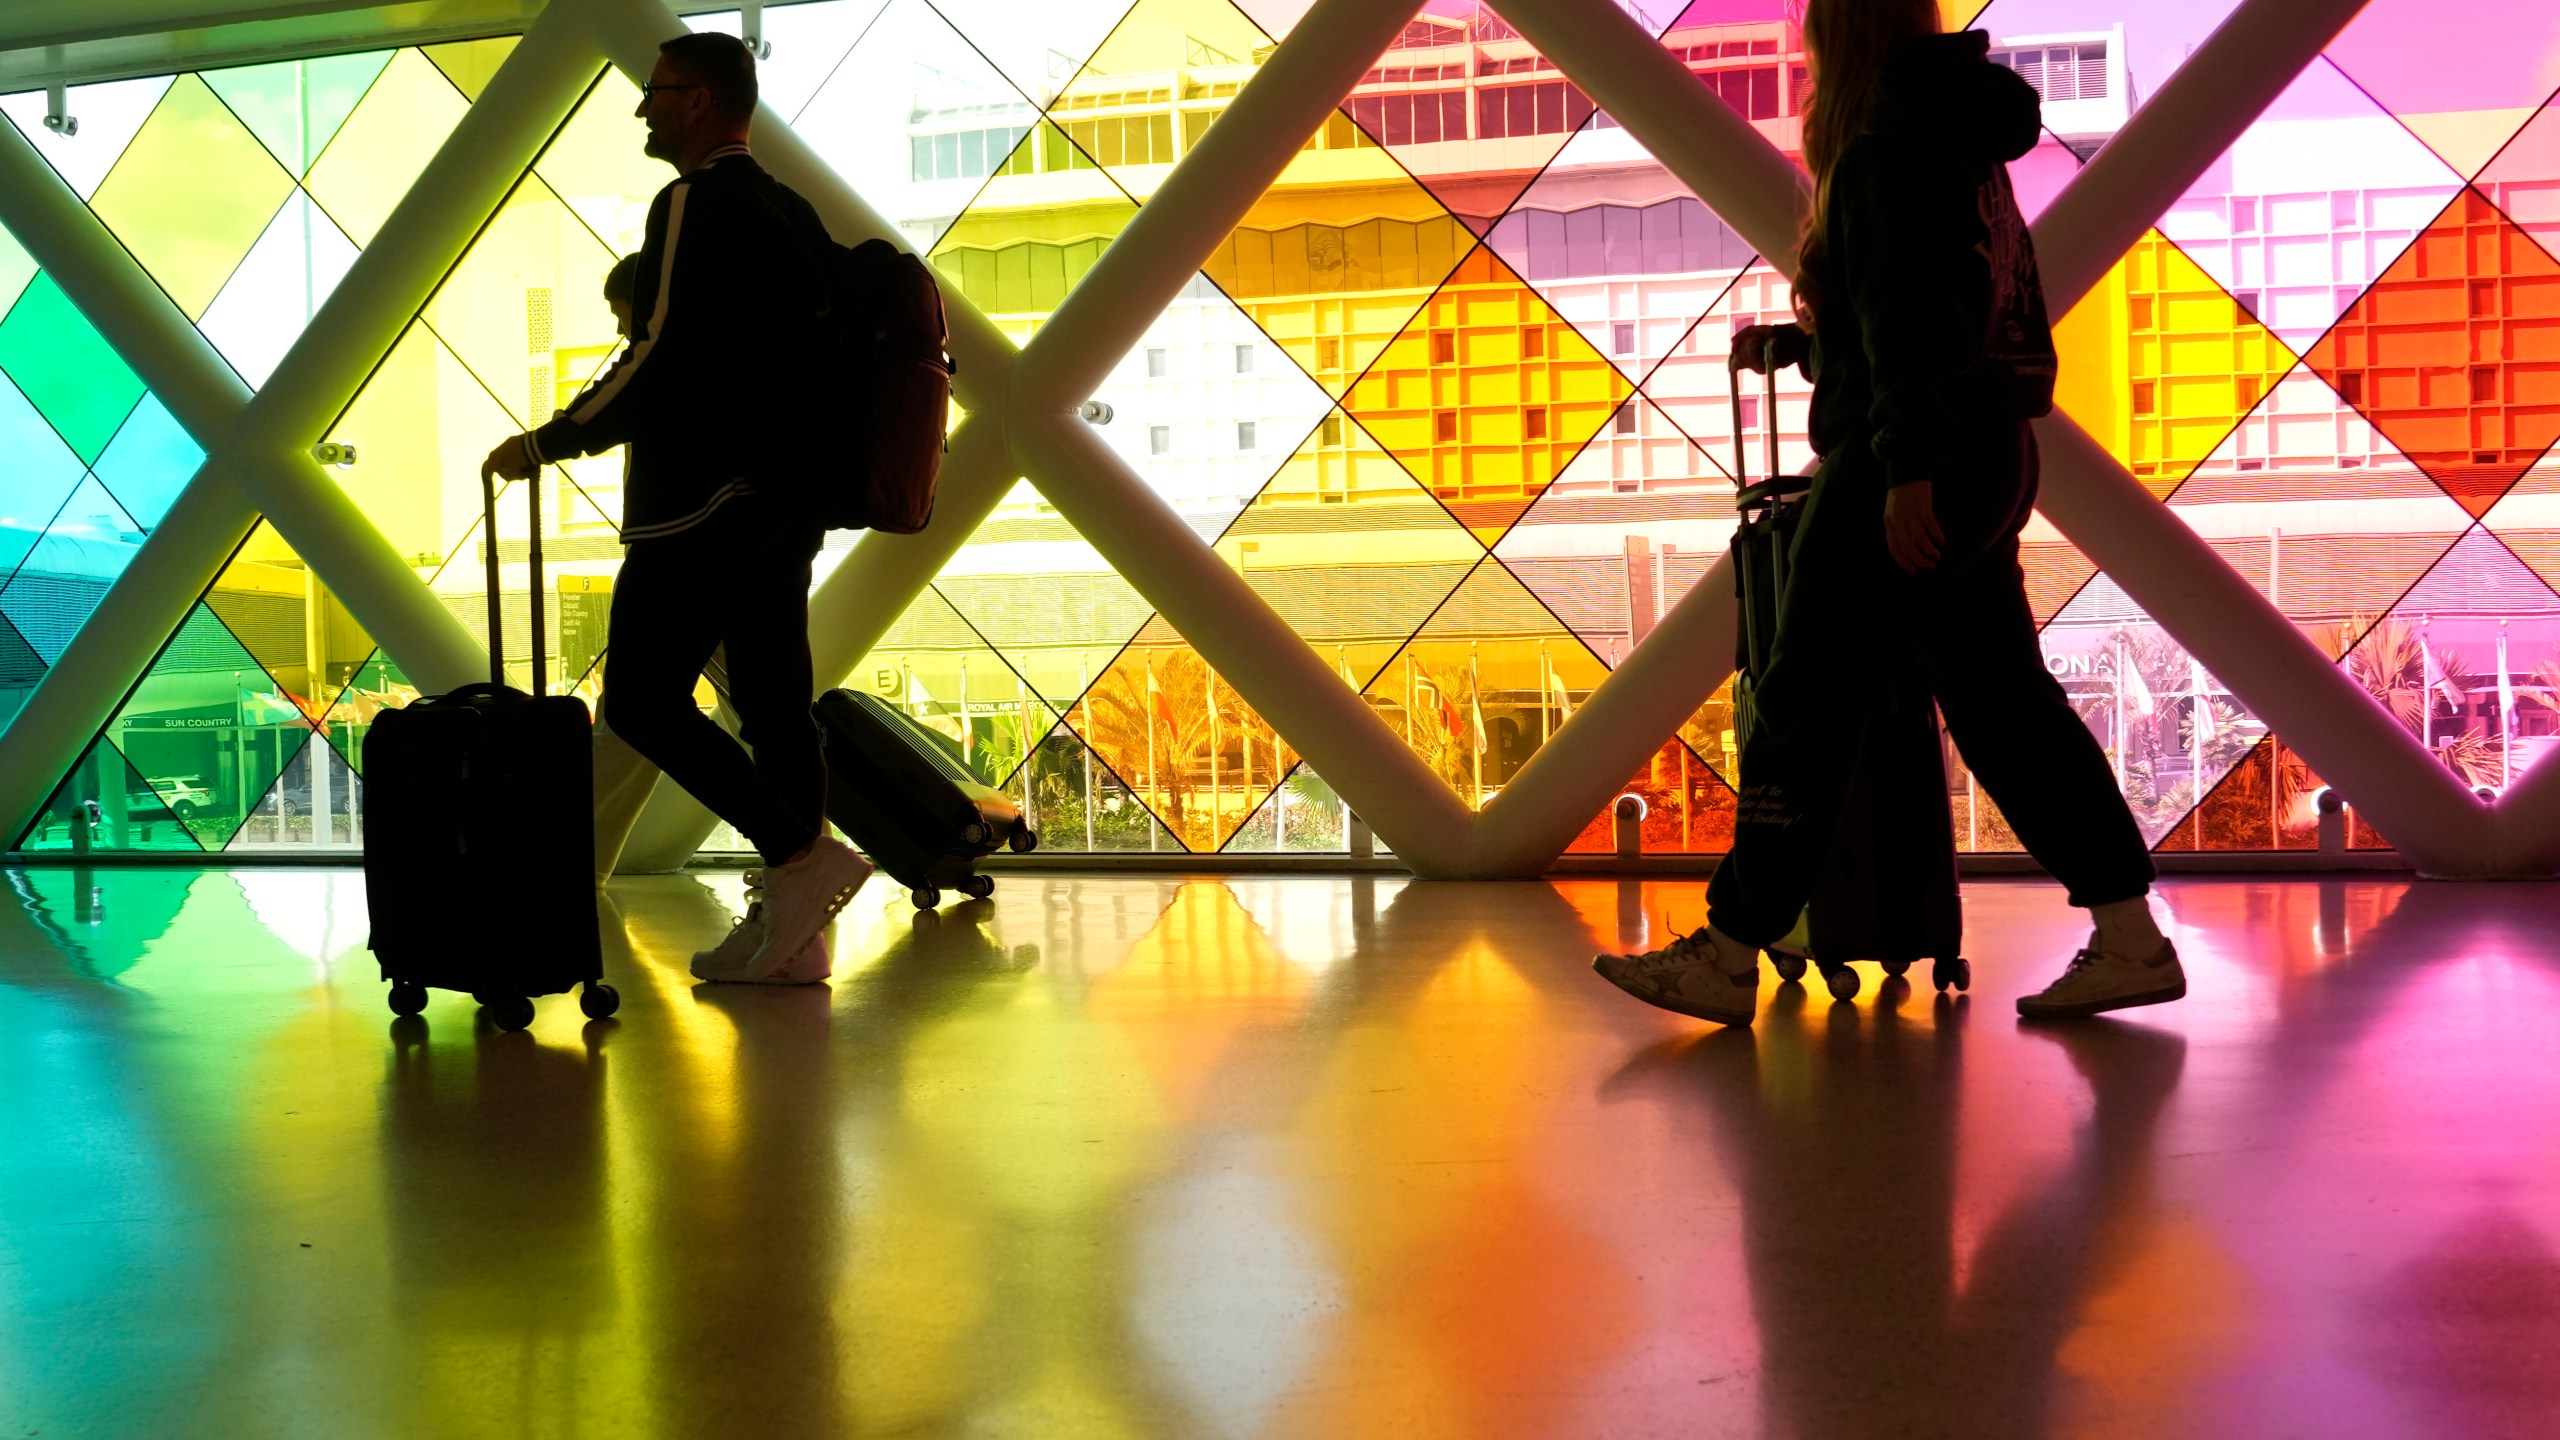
left=1000, top=0, right=1481, bottom=869
left=0, top=7, right=601, bottom=844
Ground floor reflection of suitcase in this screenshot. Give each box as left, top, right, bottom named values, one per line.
left=1725, top=341, right=1968, bottom=999
left=815, top=688, right=1035, bottom=910
left=364, top=466, right=618, bottom=1032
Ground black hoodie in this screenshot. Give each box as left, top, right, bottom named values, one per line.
left=1801, top=30, right=2056, bottom=489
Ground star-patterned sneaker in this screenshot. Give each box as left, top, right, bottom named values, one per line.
left=1593, top=926, right=1760, bottom=1026
left=2016, top=937, right=2185, bottom=1019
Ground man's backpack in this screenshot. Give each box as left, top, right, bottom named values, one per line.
left=808, top=237, right=954, bottom=533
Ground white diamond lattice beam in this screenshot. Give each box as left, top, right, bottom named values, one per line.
left=0, top=1, right=606, bottom=845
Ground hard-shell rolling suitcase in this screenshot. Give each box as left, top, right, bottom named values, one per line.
left=364, top=466, right=618, bottom=1031
left=814, top=688, right=1036, bottom=910
left=1726, top=339, right=1968, bottom=997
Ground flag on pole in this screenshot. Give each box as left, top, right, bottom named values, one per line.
left=2189, top=658, right=2216, bottom=743
left=1147, top=661, right=1177, bottom=732
left=1549, top=668, right=1575, bottom=723
left=2120, top=650, right=2154, bottom=716
left=1469, top=673, right=1487, bottom=751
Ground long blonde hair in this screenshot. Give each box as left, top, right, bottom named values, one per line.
left=1794, top=0, right=1942, bottom=320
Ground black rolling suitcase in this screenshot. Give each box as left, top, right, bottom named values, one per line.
left=1727, top=340, right=1968, bottom=997
left=814, top=687, right=1036, bottom=910
left=364, top=466, right=618, bottom=1031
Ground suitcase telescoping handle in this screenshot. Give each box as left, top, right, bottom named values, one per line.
left=476, top=462, right=549, bottom=697
left=1725, top=332, right=1783, bottom=491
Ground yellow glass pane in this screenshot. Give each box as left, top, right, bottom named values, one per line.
left=424, top=36, right=519, bottom=101
left=531, top=69, right=667, bottom=258
left=1342, top=245, right=1635, bottom=545
left=1360, top=559, right=1613, bottom=809
left=1205, top=129, right=1471, bottom=395
left=2053, top=229, right=2298, bottom=498
left=1940, top=0, right=1991, bottom=27
left=323, top=321, right=520, bottom=570
left=1077, top=618, right=1292, bottom=852
left=1219, top=406, right=1484, bottom=688
left=88, top=74, right=295, bottom=319
left=1049, top=0, right=1271, bottom=200
left=204, top=522, right=378, bottom=776
left=304, top=49, right=474, bottom=246
left=419, top=174, right=621, bottom=430
left=851, top=586, right=1060, bottom=790
left=928, top=123, right=1139, bottom=346
left=929, top=480, right=1152, bottom=708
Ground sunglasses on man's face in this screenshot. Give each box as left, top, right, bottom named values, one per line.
left=637, top=82, right=705, bottom=100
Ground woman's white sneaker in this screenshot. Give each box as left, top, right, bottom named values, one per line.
left=1593, top=927, right=1761, bottom=1026
left=2016, top=938, right=2185, bottom=1019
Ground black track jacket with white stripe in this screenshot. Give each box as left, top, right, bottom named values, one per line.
left=525, top=144, right=826, bottom=542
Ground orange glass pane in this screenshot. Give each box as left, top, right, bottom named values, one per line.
left=2305, top=188, right=2560, bottom=518
left=1342, top=245, right=1634, bottom=546
left=1075, top=620, right=1293, bottom=851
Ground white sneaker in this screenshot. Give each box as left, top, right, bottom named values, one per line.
left=2016, top=937, right=2185, bottom=1019
left=690, top=870, right=768, bottom=981
left=733, top=931, right=832, bottom=986
left=1593, top=926, right=1760, bottom=1027
left=747, top=837, right=873, bottom=976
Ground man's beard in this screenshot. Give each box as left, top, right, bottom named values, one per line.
left=643, top=125, right=674, bottom=161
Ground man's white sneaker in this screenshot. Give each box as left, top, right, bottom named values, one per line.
left=2015, top=937, right=2185, bottom=1019
left=748, top=837, right=872, bottom=975
left=1593, top=926, right=1760, bottom=1027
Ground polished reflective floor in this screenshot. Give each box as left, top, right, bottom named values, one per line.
left=3, top=868, right=2557, bottom=1437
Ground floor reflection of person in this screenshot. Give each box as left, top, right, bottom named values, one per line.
left=1608, top=1006, right=2186, bottom=1436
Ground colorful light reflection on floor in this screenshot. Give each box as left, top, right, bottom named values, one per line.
left=3, top=868, right=2557, bottom=1437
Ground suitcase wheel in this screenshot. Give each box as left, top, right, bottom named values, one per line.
left=580, top=982, right=621, bottom=1020
left=911, top=885, right=940, bottom=910
left=1821, top=962, right=1860, bottom=1002
left=487, top=996, right=536, bottom=1033
left=1933, top=956, right=1972, bottom=994
left=1768, top=951, right=1808, bottom=984
left=388, top=981, right=428, bottom=1017
left=1008, top=824, right=1037, bottom=854
left=1880, top=959, right=1912, bottom=979
left=960, top=874, right=994, bottom=901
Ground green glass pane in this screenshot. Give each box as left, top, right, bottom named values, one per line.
left=0, top=371, right=89, bottom=576
left=0, top=276, right=146, bottom=464
left=200, top=522, right=377, bottom=774
left=90, top=392, right=203, bottom=529
left=852, top=585, right=1059, bottom=788
left=0, top=477, right=142, bottom=664
left=0, top=611, right=41, bottom=732
left=204, top=50, right=393, bottom=175
left=105, top=601, right=305, bottom=850
left=305, top=49, right=472, bottom=246
left=89, top=74, right=297, bottom=320
left=15, top=735, right=205, bottom=854
left=226, top=728, right=363, bottom=850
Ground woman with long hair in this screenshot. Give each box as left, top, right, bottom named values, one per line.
left=1593, top=0, right=2178, bottom=1025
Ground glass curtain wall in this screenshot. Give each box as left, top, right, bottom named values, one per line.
left=7, top=0, right=2560, bottom=857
